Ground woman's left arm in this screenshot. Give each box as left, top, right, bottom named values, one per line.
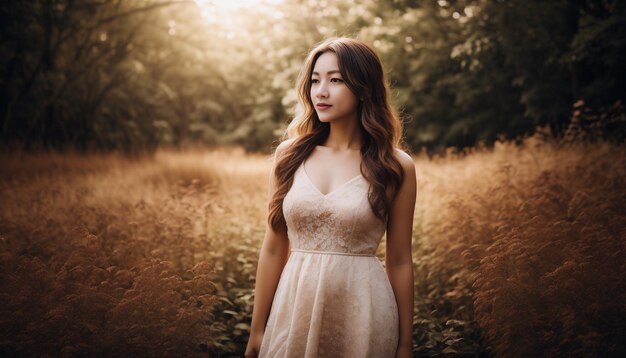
left=386, top=150, right=417, bottom=357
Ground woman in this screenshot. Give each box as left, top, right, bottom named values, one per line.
left=245, top=37, right=417, bottom=358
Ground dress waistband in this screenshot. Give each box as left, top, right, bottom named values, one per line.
left=290, top=248, right=375, bottom=257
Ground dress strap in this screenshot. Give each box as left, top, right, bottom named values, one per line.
left=290, top=248, right=375, bottom=257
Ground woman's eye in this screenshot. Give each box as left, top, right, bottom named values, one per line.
left=310, top=79, right=319, bottom=83
left=331, top=78, right=343, bottom=82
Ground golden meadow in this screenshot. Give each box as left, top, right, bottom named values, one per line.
left=1, top=134, right=624, bottom=357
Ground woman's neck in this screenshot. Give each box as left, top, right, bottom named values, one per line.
left=321, top=120, right=362, bottom=150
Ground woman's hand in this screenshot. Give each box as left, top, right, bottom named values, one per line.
left=244, top=330, right=264, bottom=358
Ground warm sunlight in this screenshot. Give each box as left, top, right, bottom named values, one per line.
left=195, top=0, right=282, bottom=21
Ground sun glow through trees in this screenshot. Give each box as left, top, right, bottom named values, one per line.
left=194, top=0, right=282, bottom=23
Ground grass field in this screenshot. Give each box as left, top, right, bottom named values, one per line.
left=0, top=136, right=624, bottom=357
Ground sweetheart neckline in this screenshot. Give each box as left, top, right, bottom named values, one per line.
left=300, top=161, right=363, bottom=198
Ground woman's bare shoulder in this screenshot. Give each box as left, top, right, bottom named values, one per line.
left=272, top=138, right=295, bottom=162
left=274, top=138, right=297, bottom=158
left=393, top=148, right=414, bottom=170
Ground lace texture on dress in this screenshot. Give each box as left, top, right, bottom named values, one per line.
left=283, top=164, right=387, bottom=255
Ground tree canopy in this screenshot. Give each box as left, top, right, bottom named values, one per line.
left=1, top=0, right=624, bottom=153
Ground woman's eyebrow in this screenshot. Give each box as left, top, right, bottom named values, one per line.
left=311, top=70, right=341, bottom=75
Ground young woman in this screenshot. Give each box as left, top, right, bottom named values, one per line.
left=244, top=37, right=417, bottom=358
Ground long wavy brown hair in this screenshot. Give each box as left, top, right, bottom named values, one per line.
left=268, top=37, right=408, bottom=231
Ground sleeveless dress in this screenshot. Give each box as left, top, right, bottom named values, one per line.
left=258, top=161, right=399, bottom=357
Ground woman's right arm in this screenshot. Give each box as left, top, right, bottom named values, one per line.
left=245, top=141, right=292, bottom=357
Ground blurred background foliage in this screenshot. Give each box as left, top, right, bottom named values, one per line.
left=0, top=0, right=624, bottom=154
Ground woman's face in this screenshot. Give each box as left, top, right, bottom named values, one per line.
left=310, top=51, right=359, bottom=125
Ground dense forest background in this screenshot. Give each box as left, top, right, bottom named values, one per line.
left=1, top=0, right=625, bottom=154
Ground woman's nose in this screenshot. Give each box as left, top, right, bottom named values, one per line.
left=315, top=82, right=329, bottom=98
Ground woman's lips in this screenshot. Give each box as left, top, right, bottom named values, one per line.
left=316, top=104, right=332, bottom=110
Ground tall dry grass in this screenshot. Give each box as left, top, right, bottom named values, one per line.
left=0, top=147, right=269, bottom=356
left=412, top=135, right=625, bottom=357
left=0, top=135, right=624, bottom=357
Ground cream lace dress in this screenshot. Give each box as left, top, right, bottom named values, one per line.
left=258, top=161, right=399, bottom=357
